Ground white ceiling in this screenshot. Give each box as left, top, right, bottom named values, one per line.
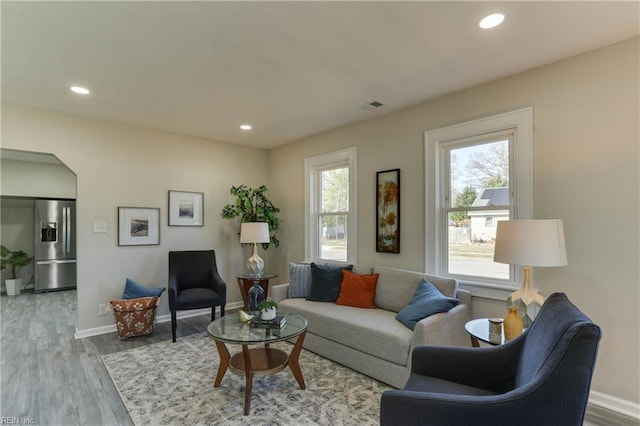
left=2, top=1, right=638, bottom=149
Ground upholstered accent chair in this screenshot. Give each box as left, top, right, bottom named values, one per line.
left=168, top=250, right=226, bottom=342
left=380, top=293, right=601, bottom=426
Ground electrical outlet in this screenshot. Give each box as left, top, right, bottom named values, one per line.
left=98, top=303, right=107, bottom=315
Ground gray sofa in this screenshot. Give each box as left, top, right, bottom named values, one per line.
left=270, top=265, right=471, bottom=389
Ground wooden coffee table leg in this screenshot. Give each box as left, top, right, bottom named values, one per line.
left=242, top=344, right=254, bottom=415
left=288, top=330, right=307, bottom=390
left=470, top=336, right=480, bottom=347
left=214, top=340, right=230, bottom=387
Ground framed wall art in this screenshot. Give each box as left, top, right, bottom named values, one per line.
left=118, top=207, right=160, bottom=246
left=168, top=190, right=204, bottom=226
left=376, top=169, right=400, bottom=253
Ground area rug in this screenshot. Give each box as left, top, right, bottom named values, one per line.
left=102, top=332, right=391, bottom=425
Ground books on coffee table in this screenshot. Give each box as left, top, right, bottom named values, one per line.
left=250, top=315, right=286, bottom=328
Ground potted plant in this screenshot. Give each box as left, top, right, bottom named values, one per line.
left=0, top=245, right=33, bottom=296
left=257, top=300, right=278, bottom=320
left=221, top=185, right=281, bottom=249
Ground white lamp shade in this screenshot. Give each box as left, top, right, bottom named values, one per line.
left=494, top=219, right=568, bottom=267
left=240, top=222, right=270, bottom=244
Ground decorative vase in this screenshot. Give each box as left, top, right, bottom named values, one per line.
left=504, top=306, right=524, bottom=340
left=248, top=283, right=265, bottom=313
left=261, top=307, right=277, bottom=321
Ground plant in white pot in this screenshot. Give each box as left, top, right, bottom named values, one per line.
left=257, top=300, right=277, bottom=321
left=0, top=245, right=33, bottom=296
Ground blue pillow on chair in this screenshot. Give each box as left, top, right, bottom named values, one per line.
left=396, top=279, right=459, bottom=330
left=122, top=278, right=166, bottom=300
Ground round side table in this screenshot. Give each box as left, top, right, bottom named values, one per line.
left=465, top=318, right=505, bottom=347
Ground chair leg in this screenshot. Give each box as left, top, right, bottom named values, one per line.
left=171, top=311, right=177, bottom=343
left=211, top=307, right=216, bottom=322
left=221, top=305, right=225, bottom=317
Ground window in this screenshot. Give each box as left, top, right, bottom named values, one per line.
left=425, top=108, right=533, bottom=291
left=305, top=148, right=357, bottom=263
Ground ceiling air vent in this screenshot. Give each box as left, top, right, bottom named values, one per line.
left=360, top=101, right=384, bottom=111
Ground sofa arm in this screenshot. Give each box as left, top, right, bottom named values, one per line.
left=411, top=301, right=471, bottom=349
left=270, top=283, right=289, bottom=303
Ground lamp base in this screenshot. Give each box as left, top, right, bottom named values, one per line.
left=507, top=266, right=546, bottom=328
left=246, top=243, right=265, bottom=277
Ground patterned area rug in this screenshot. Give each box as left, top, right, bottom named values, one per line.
left=102, top=332, right=391, bottom=425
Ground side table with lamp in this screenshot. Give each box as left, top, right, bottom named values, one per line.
left=237, top=222, right=276, bottom=313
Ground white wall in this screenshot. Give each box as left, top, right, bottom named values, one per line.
left=1, top=158, right=76, bottom=199
left=1, top=104, right=270, bottom=330
left=268, top=38, right=639, bottom=404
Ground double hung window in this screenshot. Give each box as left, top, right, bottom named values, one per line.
left=425, top=108, right=533, bottom=289
left=305, top=148, right=357, bottom=263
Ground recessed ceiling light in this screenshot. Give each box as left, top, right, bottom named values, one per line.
left=479, top=13, right=505, bottom=29
left=240, top=124, right=252, bottom=130
left=69, top=86, right=90, bottom=95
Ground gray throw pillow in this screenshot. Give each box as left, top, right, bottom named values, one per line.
left=396, top=279, right=459, bottom=330
left=288, top=263, right=312, bottom=298
left=307, top=262, right=353, bottom=302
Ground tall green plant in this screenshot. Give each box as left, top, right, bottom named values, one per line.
left=0, top=245, right=33, bottom=279
left=221, top=185, right=280, bottom=249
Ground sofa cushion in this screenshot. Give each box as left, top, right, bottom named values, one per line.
left=307, top=263, right=353, bottom=302
left=395, top=279, right=459, bottom=330
left=288, top=263, right=312, bottom=298
left=279, top=298, right=412, bottom=365
left=373, top=267, right=458, bottom=313
left=373, top=267, right=425, bottom=312
left=336, top=270, right=379, bottom=309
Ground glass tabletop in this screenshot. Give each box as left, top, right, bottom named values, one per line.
left=465, top=318, right=505, bottom=345
left=207, top=313, right=307, bottom=344
left=236, top=272, right=278, bottom=280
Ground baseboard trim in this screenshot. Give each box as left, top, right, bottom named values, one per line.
left=73, top=302, right=243, bottom=339
left=588, top=391, right=640, bottom=423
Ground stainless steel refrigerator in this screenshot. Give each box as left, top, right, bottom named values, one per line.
left=34, top=199, right=77, bottom=292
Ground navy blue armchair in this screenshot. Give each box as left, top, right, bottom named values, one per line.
left=168, top=250, right=226, bottom=342
left=380, top=293, right=601, bottom=426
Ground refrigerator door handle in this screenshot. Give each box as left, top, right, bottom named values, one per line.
left=36, top=259, right=77, bottom=265
left=65, top=206, right=71, bottom=255
left=62, top=206, right=67, bottom=254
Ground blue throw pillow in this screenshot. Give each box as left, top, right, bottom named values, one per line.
left=396, top=279, right=459, bottom=330
left=306, top=263, right=353, bottom=302
left=122, top=278, right=166, bottom=300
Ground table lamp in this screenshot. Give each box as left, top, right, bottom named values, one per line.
left=493, top=219, right=567, bottom=327
left=240, top=222, right=270, bottom=276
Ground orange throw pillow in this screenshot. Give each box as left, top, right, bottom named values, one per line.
left=336, top=270, right=379, bottom=309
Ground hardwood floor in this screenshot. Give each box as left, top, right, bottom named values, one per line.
left=0, top=289, right=211, bottom=425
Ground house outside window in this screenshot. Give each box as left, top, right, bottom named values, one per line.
left=425, top=108, right=533, bottom=292
left=305, top=148, right=357, bottom=263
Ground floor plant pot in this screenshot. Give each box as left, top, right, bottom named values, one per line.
left=5, top=279, right=21, bottom=296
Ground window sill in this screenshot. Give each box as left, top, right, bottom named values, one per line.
left=458, top=280, right=514, bottom=301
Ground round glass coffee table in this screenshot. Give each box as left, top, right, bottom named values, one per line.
left=207, top=313, right=308, bottom=415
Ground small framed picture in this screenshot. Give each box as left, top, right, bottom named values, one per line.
left=376, top=169, right=400, bottom=253
left=118, top=207, right=160, bottom=246
left=168, top=190, right=204, bottom=226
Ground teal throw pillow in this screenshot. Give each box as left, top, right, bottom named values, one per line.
left=122, top=278, right=166, bottom=300
left=396, top=279, right=459, bottom=330
left=306, top=263, right=353, bottom=302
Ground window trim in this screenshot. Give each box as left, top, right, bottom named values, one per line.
left=304, top=147, right=357, bottom=263
left=424, top=108, right=533, bottom=299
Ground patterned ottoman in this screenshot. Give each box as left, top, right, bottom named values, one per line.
left=110, top=296, right=159, bottom=339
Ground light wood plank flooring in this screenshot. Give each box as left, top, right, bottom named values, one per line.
left=1, top=289, right=211, bottom=425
